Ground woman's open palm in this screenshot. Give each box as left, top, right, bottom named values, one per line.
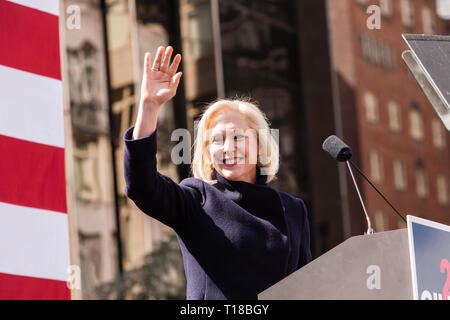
left=141, top=46, right=182, bottom=107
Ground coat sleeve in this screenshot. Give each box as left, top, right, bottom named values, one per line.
left=297, top=198, right=312, bottom=269
left=123, top=126, right=203, bottom=231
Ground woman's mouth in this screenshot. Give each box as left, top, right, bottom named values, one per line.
left=222, top=157, right=244, bottom=167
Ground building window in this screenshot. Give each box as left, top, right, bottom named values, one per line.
left=388, top=101, right=402, bottom=133
left=374, top=210, right=388, bottom=232
left=379, top=42, right=395, bottom=70
left=364, top=91, right=379, bottom=124
left=393, top=159, right=408, bottom=191
left=415, top=166, right=428, bottom=199
left=359, top=35, right=395, bottom=71
left=432, top=119, right=446, bottom=149
left=188, top=3, right=213, bottom=59
left=379, top=0, right=393, bottom=17
left=437, top=175, right=449, bottom=205
left=401, top=0, right=415, bottom=28
left=360, top=35, right=374, bottom=63
left=410, top=109, right=424, bottom=142
left=370, top=150, right=384, bottom=184
left=357, top=0, right=369, bottom=7
left=422, top=7, right=435, bottom=34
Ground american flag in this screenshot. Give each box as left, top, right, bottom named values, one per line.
left=0, top=0, right=71, bottom=299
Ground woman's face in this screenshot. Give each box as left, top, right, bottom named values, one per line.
left=208, top=111, right=258, bottom=184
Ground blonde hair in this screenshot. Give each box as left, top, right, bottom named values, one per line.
left=192, top=98, right=279, bottom=184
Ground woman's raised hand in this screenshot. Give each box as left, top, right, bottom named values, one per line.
left=140, top=46, right=182, bottom=110
left=132, top=46, right=182, bottom=139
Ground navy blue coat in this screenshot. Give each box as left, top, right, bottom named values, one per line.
left=123, top=126, right=312, bottom=300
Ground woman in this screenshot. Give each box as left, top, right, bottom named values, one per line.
left=123, top=46, right=312, bottom=300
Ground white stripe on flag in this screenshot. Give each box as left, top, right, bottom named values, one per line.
left=7, top=0, right=59, bottom=16
left=0, top=202, right=70, bottom=282
left=0, top=65, right=65, bottom=148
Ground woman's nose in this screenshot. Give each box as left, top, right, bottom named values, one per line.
left=223, top=137, right=236, bottom=154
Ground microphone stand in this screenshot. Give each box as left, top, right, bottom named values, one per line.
left=345, top=161, right=374, bottom=235
left=322, top=134, right=407, bottom=235
left=348, top=159, right=407, bottom=223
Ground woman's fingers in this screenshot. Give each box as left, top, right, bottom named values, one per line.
left=170, top=72, right=183, bottom=89
left=168, top=53, right=182, bottom=77
left=144, top=52, right=151, bottom=74
left=160, top=46, right=173, bottom=73
left=146, top=46, right=181, bottom=79
left=151, top=46, right=165, bottom=71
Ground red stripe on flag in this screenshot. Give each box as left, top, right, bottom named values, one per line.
left=0, top=1, right=61, bottom=80
left=0, top=272, right=70, bottom=300
left=0, top=135, right=67, bottom=214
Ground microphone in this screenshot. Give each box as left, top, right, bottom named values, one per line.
left=322, top=135, right=407, bottom=235
left=323, top=135, right=373, bottom=234
left=322, top=135, right=352, bottom=162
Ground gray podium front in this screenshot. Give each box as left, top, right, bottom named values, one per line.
left=258, top=229, right=413, bottom=300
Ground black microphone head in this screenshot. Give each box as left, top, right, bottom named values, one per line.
left=322, top=135, right=352, bottom=162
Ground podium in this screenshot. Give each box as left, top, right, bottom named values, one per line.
left=258, top=229, right=413, bottom=300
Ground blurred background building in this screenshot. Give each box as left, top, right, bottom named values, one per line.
left=60, top=0, right=450, bottom=299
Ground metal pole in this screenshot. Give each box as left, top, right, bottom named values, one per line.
left=346, top=161, right=373, bottom=235
left=210, top=0, right=225, bottom=98
left=167, top=0, right=190, bottom=180
left=101, top=0, right=124, bottom=274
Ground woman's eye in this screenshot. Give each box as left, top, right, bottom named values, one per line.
left=212, top=134, right=244, bottom=143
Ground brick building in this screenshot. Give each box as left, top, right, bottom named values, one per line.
left=327, top=0, right=450, bottom=237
